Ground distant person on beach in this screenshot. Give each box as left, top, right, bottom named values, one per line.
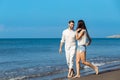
left=74, top=20, right=99, bottom=78
left=59, top=20, right=76, bottom=78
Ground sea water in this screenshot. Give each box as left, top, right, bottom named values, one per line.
left=0, top=38, right=120, bottom=80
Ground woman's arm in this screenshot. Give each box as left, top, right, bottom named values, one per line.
left=86, top=32, right=92, bottom=46
left=76, top=29, right=85, bottom=40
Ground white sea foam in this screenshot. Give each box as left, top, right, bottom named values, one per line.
left=9, top=76, right=26, bottom=80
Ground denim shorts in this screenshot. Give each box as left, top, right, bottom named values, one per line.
left=77, top=45, right=86, bottom=52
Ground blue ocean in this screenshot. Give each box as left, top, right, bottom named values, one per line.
left=0, top=38, right=120, bottom=80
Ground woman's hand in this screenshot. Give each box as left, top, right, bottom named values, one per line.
left=76, top=28, right=82, bottom=32
left=85, top=40, right=91, bottom=46
left=85, top=42, right=90, bottom=46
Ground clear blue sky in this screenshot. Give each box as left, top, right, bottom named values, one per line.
left=0, top=0, right=120, bottom=38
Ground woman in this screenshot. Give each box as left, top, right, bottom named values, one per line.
left=74, top=20, right=99, bottom=78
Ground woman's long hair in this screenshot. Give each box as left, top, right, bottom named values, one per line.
left=76, top=20, right=91, bottom=40
left=76, top=20, right=86, bottom=30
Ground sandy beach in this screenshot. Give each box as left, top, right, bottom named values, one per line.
left=72, top=69, right=120, bottom=80
left=54, top=69, right=120, bottom=80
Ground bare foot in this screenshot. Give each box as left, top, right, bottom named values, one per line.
left=73, top=75, right=80, bottom=78
left=67, top=72, right=72, bottom=78
left=95, top=66, right=99, bottom=75
left=67, top=75, right=72, bottom=78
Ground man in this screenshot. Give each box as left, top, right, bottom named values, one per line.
left=59, top=20, right=76, bottom=78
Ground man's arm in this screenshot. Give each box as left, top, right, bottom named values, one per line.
left=59, top=31, right=65, bottom=54
left=59, top=42, right=64, bottom=54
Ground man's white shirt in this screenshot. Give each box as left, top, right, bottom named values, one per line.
left=61, top=28, right=76, bottom=49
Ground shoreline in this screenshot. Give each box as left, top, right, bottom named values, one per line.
left=53, top=68, right=120, bottom=80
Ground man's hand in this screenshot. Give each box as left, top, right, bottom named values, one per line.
left=59, top=42, right=64, bottom=54
left=59, top=48, right=62, bottom=54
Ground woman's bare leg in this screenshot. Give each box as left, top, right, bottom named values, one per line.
left=74, top=52, right=81, bottom=78
left=81, top=51, right=99, bottom=75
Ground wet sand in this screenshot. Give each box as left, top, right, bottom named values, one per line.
left=54, top=69, right=120, bottom=80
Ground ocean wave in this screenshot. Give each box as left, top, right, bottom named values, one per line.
left=0, top=65, right=67, bottom=80
left=0, top=56, right=120, bottom=80
left=2, top=61, right=120, bottom=80
left=81, top=56, right=120, bottom=69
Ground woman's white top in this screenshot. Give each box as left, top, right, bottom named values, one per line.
left=77, top=30, right=88, bottom=46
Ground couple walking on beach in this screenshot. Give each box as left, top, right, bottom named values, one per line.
left=59, top=20, right=99, bottom=78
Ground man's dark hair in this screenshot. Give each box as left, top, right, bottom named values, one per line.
left=68, top=20, right=74, bottom=24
